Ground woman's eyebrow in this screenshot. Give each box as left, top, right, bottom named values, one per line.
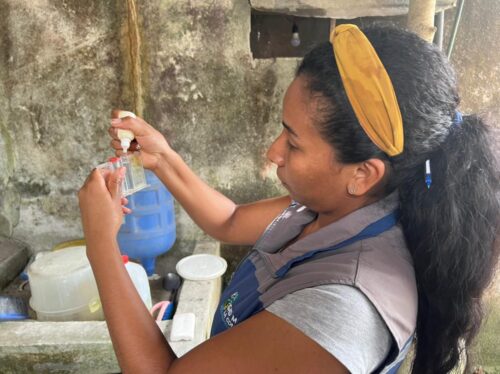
left=282, top=121, right=299, bottom=137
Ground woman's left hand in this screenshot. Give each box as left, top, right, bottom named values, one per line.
left=78, top=167, right=128, bottom=249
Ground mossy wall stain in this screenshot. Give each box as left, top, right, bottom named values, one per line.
left=0, top=118, right=15, bottom=180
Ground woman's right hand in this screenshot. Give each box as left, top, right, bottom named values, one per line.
left=109, top=109, right=172, bottom=171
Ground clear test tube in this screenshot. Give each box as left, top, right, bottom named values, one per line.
left=96, top=155, right=147, bottom=197
left=124, top=152, right=147, bottom=194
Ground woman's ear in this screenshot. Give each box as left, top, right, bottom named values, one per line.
left=348, top=159, right=386, bottom=196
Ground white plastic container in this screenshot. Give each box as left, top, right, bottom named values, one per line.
left=123, top=256, right=152, bottom=309
left=28, top=246, right=104, bottom=321
left=176, top=254, right=227, bottom=281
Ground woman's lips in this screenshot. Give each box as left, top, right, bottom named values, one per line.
left=277, top=174, right=288, bottom=189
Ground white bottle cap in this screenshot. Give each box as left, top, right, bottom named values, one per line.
left=121, top=138, right=131, bottom=152
left=118, top=111, right=136, bottom=119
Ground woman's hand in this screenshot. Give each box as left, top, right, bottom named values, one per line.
left=109, top=109, right=172, bottom=172
left=78, top=167, right=127, bottom=250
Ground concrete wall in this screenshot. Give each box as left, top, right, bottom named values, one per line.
left=0, top=0, right=125, bottom=249
left=0, top=0, right=498, bottom=256
left=445, top=0, right=500, bottom=116
left=0, top=0, right=294, bottom=253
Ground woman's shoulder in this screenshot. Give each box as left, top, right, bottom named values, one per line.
left=266, top=284, right=392, bottom=374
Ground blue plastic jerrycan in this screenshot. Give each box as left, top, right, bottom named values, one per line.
left=117, top=170, right=176, bottom=275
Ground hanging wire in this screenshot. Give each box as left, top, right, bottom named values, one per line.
left=447, top=0, right=466, bottom=59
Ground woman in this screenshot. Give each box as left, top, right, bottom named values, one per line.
left=79, top=25, right=499, bottom=373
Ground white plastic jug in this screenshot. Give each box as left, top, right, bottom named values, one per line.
left=123, top=255, right=152, bottom=309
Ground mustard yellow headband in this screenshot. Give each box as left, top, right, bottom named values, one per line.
left=331, top=24, right=404, bottom=156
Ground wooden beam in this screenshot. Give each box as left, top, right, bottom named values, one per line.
left=329, top=19, right=336, bottom=35
left=407, top=0, right=437, bottom=42
left=126, top=0, right=143, bottom=117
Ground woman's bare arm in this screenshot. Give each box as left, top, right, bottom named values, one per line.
left=110, top=112, right=291, bottom=245
left=153, top=150, right=291, bottom=245
left=79, top=169, right=345, bottom=374
left=168, top=310, right=348, bottom=374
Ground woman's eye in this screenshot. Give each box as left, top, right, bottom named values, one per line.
left=287, top=141, right=298, bottom=150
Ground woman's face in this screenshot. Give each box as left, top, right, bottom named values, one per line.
left=267, top=76, right=354, bottom=213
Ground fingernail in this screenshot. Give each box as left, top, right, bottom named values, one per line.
left=111, top=118, right=122, bottom=125
left=119, top=167, right=126, bottom=177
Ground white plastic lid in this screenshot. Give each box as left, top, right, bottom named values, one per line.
left=29, top=246, right=89, bottom=278
left=175, top=254, right=227, bottom=281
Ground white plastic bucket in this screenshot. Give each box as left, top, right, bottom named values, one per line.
left=28, top=246, right=104, bottom=321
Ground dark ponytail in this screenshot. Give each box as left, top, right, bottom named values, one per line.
left=399, top=114, right=499, bottom=373
left=297, top=26, right=500, bottom=373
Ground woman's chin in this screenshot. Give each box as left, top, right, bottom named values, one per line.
left=280, top=180, right=299, bottom=202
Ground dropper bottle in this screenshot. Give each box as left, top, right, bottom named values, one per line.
left=116, top=111, right=136, bottom=153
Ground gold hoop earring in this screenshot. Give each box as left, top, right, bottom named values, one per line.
left=348, top=184, right=357, bottom=195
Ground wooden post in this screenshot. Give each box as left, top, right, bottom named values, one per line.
left=407, top=0, right=437, bottom=42
left=330, top=19, right=336, bottom=35
left=126, top=0, right=143, bottom=117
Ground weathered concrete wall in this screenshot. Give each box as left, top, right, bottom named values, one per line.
left=0, top=0, right=125, bottom=250
left=137, top=0, right=294, bottom=243
left=0, top=0, right=498, bottom=257
left=0, top=0, right=293, bottom=253
left=444, top=0, right=500, bottom=116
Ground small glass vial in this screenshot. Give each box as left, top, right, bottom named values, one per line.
left=119, top=153, right=147, bottom=196
left=97, top=153, right=148, bottom=197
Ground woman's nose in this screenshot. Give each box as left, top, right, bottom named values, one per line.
left=266, top=135, right=285, bottom=167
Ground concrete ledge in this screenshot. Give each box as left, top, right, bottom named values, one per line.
left=0, top=240, right=222, bottom=373
left=0, top=321, right=119, bottom=373
left=166, top=241, right=222, bottom=356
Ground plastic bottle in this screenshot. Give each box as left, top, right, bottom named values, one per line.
left=122, top=255, right=152, bottom=309
left=116, top=111, right=136, bottom=153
